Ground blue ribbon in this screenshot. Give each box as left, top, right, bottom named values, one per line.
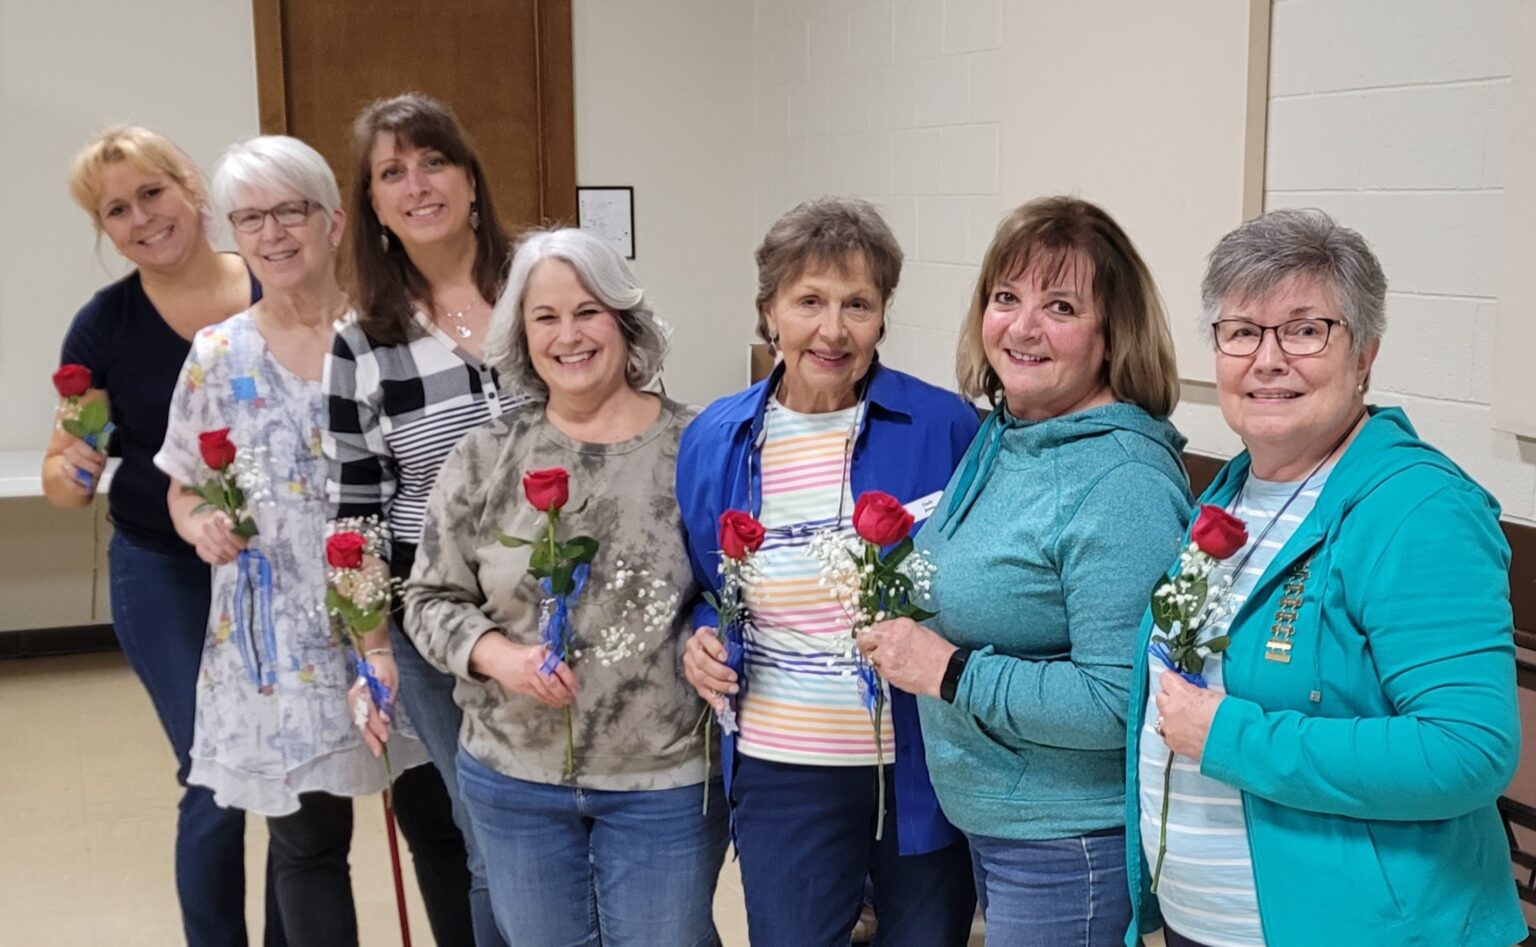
left=233, top=548, right=279, bottom=693
left=353, top=656, right=394, bottom=720
left=1149, top=641, right=1208, bottom=689
left=538, top=562, right=591, bottom=675
left=714, top=619, right=747, bottom=734
left=72, top=423, right=116, bottom=490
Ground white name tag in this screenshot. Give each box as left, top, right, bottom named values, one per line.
left=905, top=491, right=943, bottom=524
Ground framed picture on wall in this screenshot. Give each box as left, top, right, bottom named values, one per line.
left=577, top=186, right=635, bottom=259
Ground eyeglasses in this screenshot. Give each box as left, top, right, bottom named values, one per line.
left=227, top=200, right=317, bottom=234
left=1211, top=317, right=1348, bottom=357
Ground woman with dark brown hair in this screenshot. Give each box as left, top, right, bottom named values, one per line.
left=322, top=92, right=524, bottom=947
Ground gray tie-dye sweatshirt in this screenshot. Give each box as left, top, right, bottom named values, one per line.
left=404, top=398, right=709, bottom=790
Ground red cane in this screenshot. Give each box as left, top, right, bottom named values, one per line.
left=382, top=790, right=413, bottom=946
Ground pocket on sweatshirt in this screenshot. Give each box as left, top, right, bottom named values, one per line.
left=927, top=714, right=1032, bottom=800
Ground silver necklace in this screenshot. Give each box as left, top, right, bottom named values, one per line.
left=436, top=299, right=478, bottom=339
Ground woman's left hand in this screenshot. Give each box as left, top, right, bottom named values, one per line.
left=348, top=651, right=398, bottom=756
left=1154, top=670, right=1224, bottom=761
left=857, top=618, right=956, bottom=699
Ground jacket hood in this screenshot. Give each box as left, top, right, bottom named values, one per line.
left=938, top=401, right=1187, bottom=535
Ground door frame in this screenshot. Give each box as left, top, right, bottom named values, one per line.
left=251, top=0, right=576, bottom=223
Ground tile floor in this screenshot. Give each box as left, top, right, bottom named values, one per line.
left=3, top=651, right=1158, bottom=946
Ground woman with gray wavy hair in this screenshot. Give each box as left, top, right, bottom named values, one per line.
left=405, top=227, right=727, bottom=945
left=1124, top=208, right=1524, bottom=947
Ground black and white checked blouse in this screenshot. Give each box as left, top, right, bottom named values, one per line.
left=323, top=311, right=530, bottom=557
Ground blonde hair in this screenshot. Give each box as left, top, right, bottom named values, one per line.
left=956, top=196, right=1180, bottom=417
left=67, top=126, right=207, bottom=233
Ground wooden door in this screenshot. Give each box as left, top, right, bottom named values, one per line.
left=252, top=0, right=575, bottom=240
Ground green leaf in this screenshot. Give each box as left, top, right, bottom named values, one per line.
left=1188, top=575, right=1209, bottom=620
left=61, top=418, right=88, bottom=439
left=1186, top=652, right=1205, bottom=674
left=77, top=400, right=109, bottom=432
left=549, top=562, right=574, bottom=597
left=561, top=536, right=599, bottom=563
left=882, top=537, right=914, bottom=569
left=529, top=544, right=554, bottom=576
left=494, top=530, right=533, bottom=548
left=902, top=605, right=937, bottom=622
left=231, top=517, right=259, bottom=538
left=1204, top=635, right=1231, bottom=653
left=701, top=591, right=721, bottom=612
left=1150, top=582, right=1178, bottom=633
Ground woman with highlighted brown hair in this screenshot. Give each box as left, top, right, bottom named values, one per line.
left=42, top=126, right=279, bottom=946
left=322, top=92, right=524, bottom=947
left=861, top=196, right=1191, bottom=945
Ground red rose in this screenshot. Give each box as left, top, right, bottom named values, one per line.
left=523, top=467, right=570, bottom=512
left=1190, top=504, right=1247, bottom=560
left=198, top=428, right=237, bottom=471
left=326, top=532, right=367, bottom=570
left=718, top=510, right=765, bottom=560
left=52, top=364, right=92, bottom=398
left=853, top=491, right=914, bottom=547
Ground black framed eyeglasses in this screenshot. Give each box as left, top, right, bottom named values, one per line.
left=1211, top=317, right=1348, bottom=357
left=227, top=200, right=316, bottom=234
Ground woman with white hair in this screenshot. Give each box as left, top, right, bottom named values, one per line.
left=155, top=134, right=430, bottom=947
left=405, top=227, right=728, bottom=946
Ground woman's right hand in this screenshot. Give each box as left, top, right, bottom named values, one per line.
left=683, top=626, right=737, bottom=713
left=190, top=510, right=248, bottom=566
left=56, top=437, right=107, bottom=495
left=472, top=635, right=579, bottom=708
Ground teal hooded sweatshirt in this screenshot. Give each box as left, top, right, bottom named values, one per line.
left=916, top=401, right=1191, bottom=840
left=1125, top=406, right=1525, bottom=947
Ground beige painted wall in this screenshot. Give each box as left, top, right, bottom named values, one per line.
left=572, top=0, right=758, bottom=408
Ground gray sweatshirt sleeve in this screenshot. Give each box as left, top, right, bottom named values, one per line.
left=403, top=435, right=500, bottom=679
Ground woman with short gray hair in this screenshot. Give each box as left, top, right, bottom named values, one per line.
left=1124, top=208, right=1524, bottom=947
left=406, top=227, right=728, bottom=945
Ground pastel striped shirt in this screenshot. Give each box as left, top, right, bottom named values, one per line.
left=1139, top=467, right=1331, bottom=947
left=736, top=401, right=894, bottom=767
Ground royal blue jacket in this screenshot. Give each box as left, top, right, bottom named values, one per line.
left=675, top=361, right=981, bottom=854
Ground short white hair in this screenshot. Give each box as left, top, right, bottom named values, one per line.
left=485, top=228, right=671, bottom=401
left=211, top=135, right=341, bottom=218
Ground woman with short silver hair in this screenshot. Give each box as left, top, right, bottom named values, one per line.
left=405, top=228, right=728, bottom=946
left=1125, top=208, right=1525, bottom=947
left=159, top=134, right=433, bottom=947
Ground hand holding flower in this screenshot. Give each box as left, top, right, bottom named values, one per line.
left=683, top=626, right=737, bottom=711
left=469, top=633, right=579, bottom=708
left=858, top=617, right=955, bottom=699
left=190, top=509, right=249, bottom=566
left=1154, top=670, right=1224, bottom=762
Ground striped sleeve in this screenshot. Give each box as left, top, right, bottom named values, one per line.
left=322, top=322, right=397, bottom=546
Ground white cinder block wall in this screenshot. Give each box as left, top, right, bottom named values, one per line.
left=751, top=0, right=1008, bottom=389
left=1262, top=0, right=1533, bottom=524
left=754, top=0, right=1535, bottom=525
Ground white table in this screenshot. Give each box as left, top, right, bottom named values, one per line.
left=0, top=450, right=118, bottom=499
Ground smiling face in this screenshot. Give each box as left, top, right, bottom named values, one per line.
left=229, top=185, right=344, bottom=295
left=367, top=131, right=475, bottom=255
left=95, top=162, right=203, bottom=270
left=981, top=251, right=1113, bottom=420
left=1215, top=273, right=1378, bottom=473
left=762, top=254, right=884, bottom=414
left=523, top=258, right=630, bottom=405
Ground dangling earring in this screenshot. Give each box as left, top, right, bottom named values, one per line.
left=380, top=228, right=391, bottom=252
left=469, top=203, right=481, bottom=232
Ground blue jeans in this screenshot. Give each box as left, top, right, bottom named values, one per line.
left=732, top=755, right=976, bottom=947
left=456, top=748, right=729, bottom=946
left=967, top=829, right=1130, bottom=947
left=392, top=619, right=504, bottom=946
left=109, top=531, right=286, bottom=947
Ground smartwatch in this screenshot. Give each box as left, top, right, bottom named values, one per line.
left=940, top=647, right=972, bottom=703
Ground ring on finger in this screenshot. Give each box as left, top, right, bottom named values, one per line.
left=1154, top=715, right=1165, bottom=736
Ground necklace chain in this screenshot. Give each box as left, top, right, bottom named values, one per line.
left=435, top=297, right=479, bottom=339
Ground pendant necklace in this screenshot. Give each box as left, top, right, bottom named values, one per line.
left=437, top=299, right=478, bottom=339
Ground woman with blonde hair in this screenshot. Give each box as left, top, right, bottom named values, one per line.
left=41, top=126, right=277, bottom=945
left=862, top=196, right=1190, bottom=945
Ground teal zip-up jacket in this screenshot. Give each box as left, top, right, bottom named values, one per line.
left=1125, top=406, right=1525, bottom=947
left=917, top=401, right=1191, bottom=840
